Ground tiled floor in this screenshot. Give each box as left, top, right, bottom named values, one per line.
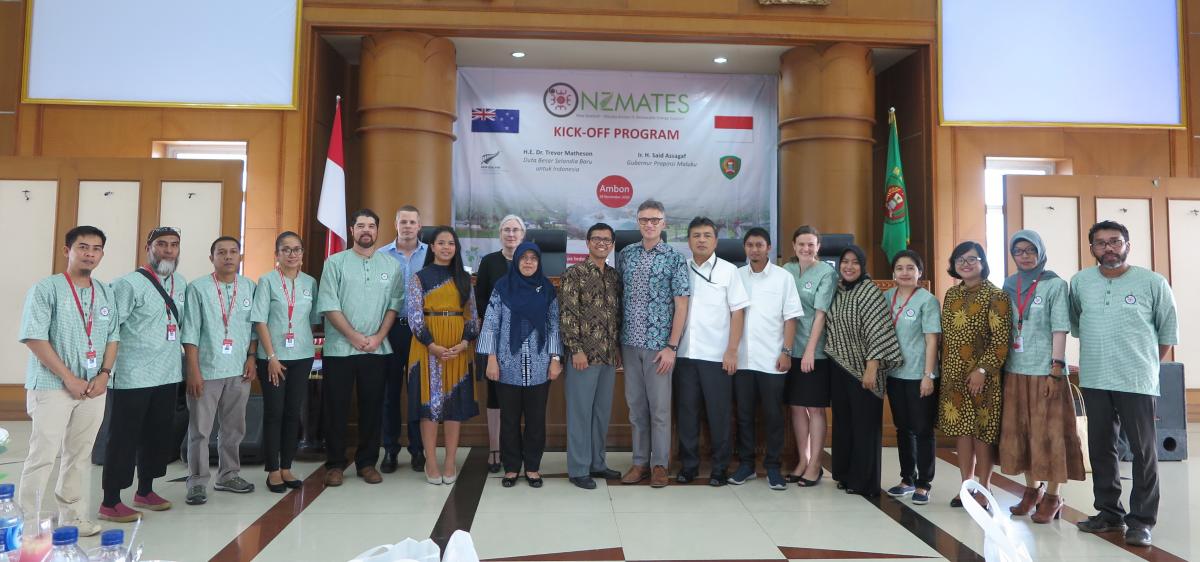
left=0, top=422, right=1196, bottom=561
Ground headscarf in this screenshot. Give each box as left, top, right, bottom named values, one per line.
left=1002, top=229, right=1059, bottom=303
left=495, top=242, right=556, bottom=354
left=838, top=244, right=871, bottom=290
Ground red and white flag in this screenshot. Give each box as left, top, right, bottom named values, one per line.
left=714, top=115, right=754, bottom=143
left=317, top=97, right=347, bottom=257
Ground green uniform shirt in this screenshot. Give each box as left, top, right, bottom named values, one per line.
left=783, top=260, right=836, bottom=359
left=19, top=274, right=120, bottom=390
left=182, top=274, right=256, bottom=380
left=1005, top=276, right=1069, bottom=376
left=1069, top=266, right=1178, bottom=396
left=112, top=270, right=187, bottom=389
left=252, top=270, right=320, bottom=361
left=316, top=249, right=404, bottom=358
left=882, top=287, right=941, bottom=380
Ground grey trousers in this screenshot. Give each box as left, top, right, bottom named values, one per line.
left=1082, top=387, right=1159, bottom=529
left=675, top=358, right=733, bottom=474
left=565, top=363, right=617, bottom=478
left=186, top=376, right=251, bottom=488
left=622, top=345, right=673, bottom=468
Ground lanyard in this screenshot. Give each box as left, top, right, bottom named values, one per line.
left=63, top=273, right=94, bottom=351
left=277, top=268, right=297, bottom=331
left=143, top=266, right=175, bottom=322
left=1014, top=274, right=1041, bottom=332
left=891, top=288, right=916, bottom=325
left=212, top=273, right=238, bottom=339
left=689, top=261, right=715, bottom=284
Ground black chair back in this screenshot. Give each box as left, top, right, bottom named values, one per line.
left=715, top=238, right=746, bottom=265
left=816, top=233, right=855, bottom=269
left=524, top=229, right=568, bottom=277
left=613, top=230, right=666, bottom=254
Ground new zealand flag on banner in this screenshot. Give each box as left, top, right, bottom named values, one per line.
left=470, top=108, right=520, bottom=133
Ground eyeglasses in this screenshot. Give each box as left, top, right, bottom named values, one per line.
left=955, top=256, right=982, bottom=266
left=1011, top=248, right=1038, bottom=257
left=637, top=217, right=663, bottom=226
left=278, top=247, right=304, bottom=256
left=1091, top=239, right=1126, bottom=250
left=501, top=227, right=523, bottom=235
left=588, top=237, right=613, bottom=245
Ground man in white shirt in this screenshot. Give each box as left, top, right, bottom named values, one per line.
left=675, top=217, right=749, bottom=486
left=730, top=227, right=803, bottom=490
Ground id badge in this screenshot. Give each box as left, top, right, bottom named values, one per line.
left=1012, top=336, right=1024, bottom=353
left=222, top=338, right=234, bottom=355
left=167, top=324, right=177, bottom=341
left=284, top=332, right=296, bottom=348
left=86, top=350, right=97, bottom=369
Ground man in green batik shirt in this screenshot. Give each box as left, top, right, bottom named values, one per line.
left=316, top=208, right=404, bottom=487
left=18, top=226, right=119, bottom=537
left=181, top=236, right=258, bottom=506
left=1070, top=220, right=1178, bottom=548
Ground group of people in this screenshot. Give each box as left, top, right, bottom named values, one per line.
left=16, top=199, right=1177, bottom=549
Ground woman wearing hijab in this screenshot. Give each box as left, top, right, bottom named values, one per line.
left=478, top=242, right=563, bottom=488
left=408, top=226, right=479, bottom=485
left=824, top=245, right=903, bottom=497
left=999, top=230, right=1085, bottom=523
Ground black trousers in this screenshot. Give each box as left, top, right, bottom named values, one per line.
left=101, top=383, right=178, bottom=494
left=886, top=377, right=937, bottom=490
left=1082, top=388, right=1160, bottom=529
left=733, top=370, right=785, bottom=470
left=322, top=354, right=388, bottom=470
left=259, top=358, right=313, bottom=472
left=830, top=363, right=883, bottom=495
left=675, top=358, right=733, bottom=474
left=496, top=381, right=550, bottom=473
left=383, top=320, right=423, bottom=456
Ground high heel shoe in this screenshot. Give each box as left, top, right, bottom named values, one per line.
left=488, top=451, right=502, bottom=474
left=1010, top=483, right=1045, bottom=516
left=1031, top=493, right=1064, bottom=524
left=442, top=472, right=458, bottom=485
left=798, top=468, right=824, bottom=488
left=426, top=471, right=443, bottom=485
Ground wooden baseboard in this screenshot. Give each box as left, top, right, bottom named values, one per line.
left=0, top=384, right=26, bottom=421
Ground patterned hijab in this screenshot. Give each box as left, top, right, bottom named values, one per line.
left=1002, top=229, right=1059, bottom=303
left=496, top=242, right=556, bottom=354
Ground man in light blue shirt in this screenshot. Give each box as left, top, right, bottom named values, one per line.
left=377, top=205, right=428, bottom=473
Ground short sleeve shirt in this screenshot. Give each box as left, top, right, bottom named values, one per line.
left=737, top=263, right=804, bottom=374
left=1005, top=276, right=1070, bottom=376
left=678, top=254, right=750, bottom=362
left=20, top=275, right=120, bottom=390
left=112, top=270, right=187, bottom=389
left=783, top=261, right=836, bottom=359
left=316, top=249, right=405, bottom=357
left=181, top=275, right=256, bottom=380
left=882, top=287, right=941, bottom=380
left=1069, top=266, right=1178, bottom=396
left=252, top=270, right=320, bottom=361
left=618, top=242, right=690, bottom=350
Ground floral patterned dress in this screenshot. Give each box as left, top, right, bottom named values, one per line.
left=936, top=280, right=1012, bottom=444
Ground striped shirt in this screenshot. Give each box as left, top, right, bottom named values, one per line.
left=1005, top=276, right=1069, bottom=376
left=19, top=275, right=120, bottom=390
left=111, top=270, right=187, bottom=389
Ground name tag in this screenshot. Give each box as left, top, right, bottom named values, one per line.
left=1012, top=336, right=1024, bottom=353
left=86, top=350, right=97, bottom=369
left=285, top=332, right=296, bottom=348
left=221, top=338, right=234, bottom=355
left=167, top=324, right=177, bottom=341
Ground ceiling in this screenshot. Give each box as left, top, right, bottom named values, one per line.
left=322, top=35, right=916, bottom=75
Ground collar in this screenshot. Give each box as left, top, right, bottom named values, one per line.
left=691, top=252, right=717, bottom=272
left=746, top=262, right=772, bottom=277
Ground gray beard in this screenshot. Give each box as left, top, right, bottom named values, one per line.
left=151, top=257, right=177, bottom=277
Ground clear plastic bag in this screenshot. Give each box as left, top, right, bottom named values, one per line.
left=960, top=480, right=1033, bottom=562
left=348, top=537, right=440, bottom=562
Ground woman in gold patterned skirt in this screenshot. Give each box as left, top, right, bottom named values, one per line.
left=937, top=241, right=1012, bottom=508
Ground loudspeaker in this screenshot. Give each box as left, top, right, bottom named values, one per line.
left=1114, top=362, right=1187, bottom=461
left=179, top=393, right=265, bottom=465
left=91, top=383, right=188, bottom=466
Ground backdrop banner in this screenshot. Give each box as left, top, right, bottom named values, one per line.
left=453, top=67, right=778, bottom=269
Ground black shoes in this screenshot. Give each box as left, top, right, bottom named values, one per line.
left=798, top=468, right=824, bottom=487
left=266, top=478, right=287, bottom=493
left=570, top=476, right=597, bottom=490
left=283, top=478, right=303, bottom=489
left=502, top=474, right=519, bottom=487
left=380, top=452, right=399, bottom=474
left=488, top=451, right=502, bottom=474
left=525, top=474, right=544, bottom=488
left=410, top=451, right=426, bottom=473
left=676, top=469, right=697, bottom=484
left=709, top=471, right=728, bottom=487
left=590, top=468, right=621, bottom=480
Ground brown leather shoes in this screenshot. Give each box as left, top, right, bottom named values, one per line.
left=324, top=469, right=344, bottom=487
left=1031, top=493, right=1064, bottom=524
left=650, top=465, right=669, bottom=488
left=1010, top=483, right=1045, bottom=516
left=621, top=465, right=649, bottom=485
left=358, top=466, right=383, bottom=484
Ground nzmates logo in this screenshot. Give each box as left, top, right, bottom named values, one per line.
left=480, top=150, right=502, bottom=172
left=544, top=83, right=578, bottom=117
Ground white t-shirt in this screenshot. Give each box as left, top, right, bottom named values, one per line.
left=737, top=262, right=804, bottom=373
left=678, top=254, right=750, bottom=362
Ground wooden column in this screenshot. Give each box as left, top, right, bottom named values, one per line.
left=358, top=31, right=457, bottom=230
left=778, top=44, right=875, bottom=252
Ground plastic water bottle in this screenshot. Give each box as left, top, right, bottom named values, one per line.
left=89, top=530, right=125, bottom=562
left=0, top=484, right=21, bottom=562
left=46, top=526, right=88, bottom=562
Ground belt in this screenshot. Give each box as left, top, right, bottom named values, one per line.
left=425, top=311, right=463, bottom=317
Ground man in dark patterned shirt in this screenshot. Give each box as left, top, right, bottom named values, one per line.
left=560, top=223, right=623, bottom=490
left=617, top=200, right=691, bottom=488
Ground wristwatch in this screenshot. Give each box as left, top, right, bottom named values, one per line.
left=665, top=343, right=678, bottom=352
left=924, top=372, right=938, bottom=380
left=97, top=368, right=111, bottom=376
left=781, top=346, right=793, bottom=355
left=550, top=354, right=561, bottom=362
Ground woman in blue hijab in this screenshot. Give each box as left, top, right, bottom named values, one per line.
left=477, top=242, right=563, bottom=488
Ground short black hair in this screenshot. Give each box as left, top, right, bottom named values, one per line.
left=891, top=249, right=925, bottom=275
left=586, top=222, right=614, bottom=240
left=687, top=216, right=717, bottom=236
left=791, top=225, right=821, bottom=243
left=743, top=227, right=771, bottom=246
left=275, top=231, right=303, bottom=251
left=636, top=199, right=665, bottom=215
left=947, top=241, right=988, bottom=279
left=1088, top=220, right=1130, bottom=244
left=350, top=208, right=380, bottom=227
left=65, top=225, right=106, bottom=248
left=210, top=236, right=241, bottom=256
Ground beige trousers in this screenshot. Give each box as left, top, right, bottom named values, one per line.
left=18, top=389, right=107, bottom=522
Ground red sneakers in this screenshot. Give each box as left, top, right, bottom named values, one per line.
left=98, top=502, right=143, bottom=523
left=133, top=492, right=173, bottom=511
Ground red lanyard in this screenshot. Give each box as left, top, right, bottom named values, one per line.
left=891, top=288, right=916, bottom=325
left=1014, top=274, right=1040, bottom=332
left=277, top=268, right=296, bottom=331
left=62, top=273, right=94, bottom=350
left=212, top=274, right=238, bottom=339
left=143, top=266, right=175, bottom=321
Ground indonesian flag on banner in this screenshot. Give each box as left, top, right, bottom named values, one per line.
left=317, top=97, right=347, bottom=258
left=714, top=115, right=754, bottom=143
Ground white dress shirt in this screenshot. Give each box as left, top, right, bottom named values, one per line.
left=737, top=262, right=804, bottom=373
left=678, top=253, right=750, bottom=362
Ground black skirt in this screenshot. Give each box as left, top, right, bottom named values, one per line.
left=785, top=358, right=831, bottom=407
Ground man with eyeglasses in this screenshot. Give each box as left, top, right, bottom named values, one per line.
left=1070, top=220, right=1177, bottom=547
left=377, top=205, right=427, bottom=473
left=674, top=217, right=748, bottom=486
left=560, top=223, right=623, bottom=489
left=98, top=227, right=186, bottom=522
left=616, top=200, right=690, bottom=488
